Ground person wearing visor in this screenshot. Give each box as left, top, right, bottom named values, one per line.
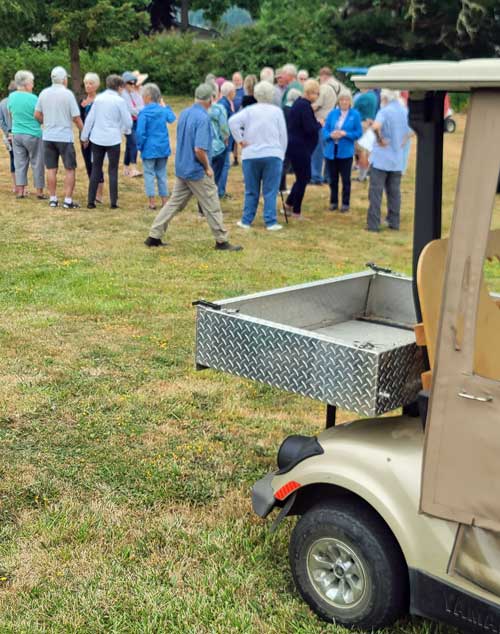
left=121, top=71, right=143, bottom=177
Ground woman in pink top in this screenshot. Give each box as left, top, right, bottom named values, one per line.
left=121, top=71, right=144, bottom=177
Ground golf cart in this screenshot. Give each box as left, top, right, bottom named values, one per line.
left=194, top=60, right=500, bottom=631
left=338, top=65, right=457, bottom=133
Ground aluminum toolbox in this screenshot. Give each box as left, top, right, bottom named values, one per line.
left=195, top=271, right=424, bottom=417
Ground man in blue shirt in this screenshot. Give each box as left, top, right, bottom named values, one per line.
left=145, top=83, right=242, bottom=251
left=366, top=89, right=411, bottom=232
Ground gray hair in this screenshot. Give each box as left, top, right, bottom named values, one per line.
left=381, top=88, right=400, bottom=103
left=286, top=88, right=302, bottom=106
left=254, top=80, right=274, bottom=104
left=83, top=72, right=100, bottom=86
left=14, top=70, right=34, bottom=89
left=298, top=69, right=309, bottom=80
left=337, top=88, right=353, bottom=104
left=142, top=82, right=161, bottom=103
left=220, top=81, right=235, bottom=97
left=260, top=66, right=274, bottom=84
left=282, top=63, right=298, bottom=77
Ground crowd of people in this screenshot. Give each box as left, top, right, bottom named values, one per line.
left=0, top=62, right=413, bottom=252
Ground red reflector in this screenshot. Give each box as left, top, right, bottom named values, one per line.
left=275, top=480, right=301, bottom=501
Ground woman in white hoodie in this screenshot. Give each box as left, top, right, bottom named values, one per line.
left=229, top=81, right=287, bottom=231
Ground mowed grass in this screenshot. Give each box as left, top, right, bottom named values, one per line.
left=0, top=97, right=498, bottom=634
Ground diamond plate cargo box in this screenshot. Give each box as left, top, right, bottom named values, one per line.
left=195, top=271, right=424, bottom=417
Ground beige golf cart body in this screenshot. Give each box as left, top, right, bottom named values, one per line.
left=195, top=60, right=500, bottom=631
left=267, top=60, right=500, bottom=629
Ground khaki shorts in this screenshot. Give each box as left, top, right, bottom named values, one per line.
left=43, top=140, right=77, bottom=170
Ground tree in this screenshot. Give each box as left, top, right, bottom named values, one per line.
left=149, top=0, right=176, bottom=30
left=330, top=0, right=500, bottom=59
left=45, top=0, right=150, bottom=94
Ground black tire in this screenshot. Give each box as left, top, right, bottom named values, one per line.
left=444, top=117, right=456, bottom=134
left=289, top=499, right=409, bottom=630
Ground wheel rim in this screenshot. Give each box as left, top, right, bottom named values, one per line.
left=306, top=537, right=368, bottom=610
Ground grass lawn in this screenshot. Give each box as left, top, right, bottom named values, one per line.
left=0, top=98, right=498, bottom=633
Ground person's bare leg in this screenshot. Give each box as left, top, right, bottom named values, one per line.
left=11, top=173, right=16, bottom=193
left=63, top=169, right=76, bottom=199
left=96, top=182, right=104, bottom=203
left=148, top=196, right=156, bottom=209
left=47, top=168, right=58, bottom=197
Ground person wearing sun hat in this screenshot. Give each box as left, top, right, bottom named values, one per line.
left=121, top=70, right=143, bottom=177
left=145, top=83, right=242, bottom=252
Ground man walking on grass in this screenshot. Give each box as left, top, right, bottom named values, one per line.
left=35, top=66, right=83, bottom=209
left=145, top=83, right=242, bottom=252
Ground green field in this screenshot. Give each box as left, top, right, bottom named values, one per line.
left=0, top=101, right=498, bottom=633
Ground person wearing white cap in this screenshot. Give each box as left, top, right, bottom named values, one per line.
left=34, top=66, right=83, bottom=209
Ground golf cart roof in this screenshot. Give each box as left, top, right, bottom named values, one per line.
left=336, top=66, right=369, bottom=76
left=353, top=59, right=500, bottom=91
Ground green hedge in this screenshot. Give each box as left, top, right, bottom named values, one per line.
left=0, top=30, right=388, bottom=98
left=0, top=31, right=468, bottom=114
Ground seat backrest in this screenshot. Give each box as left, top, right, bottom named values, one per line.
left=417, top=229, right=500, bottom=381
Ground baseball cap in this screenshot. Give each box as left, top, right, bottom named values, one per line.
left=51, top=66, right=68, bottom=82
left=194, top=83, right=214, bottom=101
left=122, top=71, right=137, bottom=84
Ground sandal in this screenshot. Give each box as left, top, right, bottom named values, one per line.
left=36, top=194, right=48, bottom=200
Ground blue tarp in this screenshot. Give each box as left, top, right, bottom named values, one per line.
left=336, top=67, right=369, bottom=76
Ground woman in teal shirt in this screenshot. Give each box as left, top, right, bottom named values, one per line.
left=8, top=70, right=45, bottom=199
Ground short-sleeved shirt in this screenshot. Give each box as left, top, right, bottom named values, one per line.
left=370, top=100, right=410, bottom=172
left=8, top=91, right=42, bottom=137
left=35, top=84, right=80, bottom=143
left=174, top=103, right=212, bottom=181
left=353, top=91, right=378, bottom=122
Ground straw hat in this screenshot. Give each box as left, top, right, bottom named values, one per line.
left=132, top=70, right=148, bottom=86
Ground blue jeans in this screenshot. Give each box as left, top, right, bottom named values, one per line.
left=212, top=148, right=227, bottom=190
left=124, top=120, right=138, bottom=166
left=218, top=147, right=231, bottom=197
left=143, top=157, right=168, bottom=197
left=242, top=157, right=282, bottom=227
left=310, top=134, right=326, bottom=183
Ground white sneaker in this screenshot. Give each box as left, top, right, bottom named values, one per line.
left=236, top=220, right=251, bottom=229
left=267, top=223, right=283, bottom=231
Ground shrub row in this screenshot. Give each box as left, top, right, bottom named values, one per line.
left=0, top=30, right=467, bottom=111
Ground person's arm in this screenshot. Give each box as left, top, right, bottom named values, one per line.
left=69, top=92, right=83, bottom=131
left=228, top=109, right=245, bottom=143
left=194, top=147, right=212, bottom=177
left=322, top=110, right=338, bottom=141
left=194, top=119, right=213, bottom=177
left=278, top=110, right=288, bottom=154
left=371, top=113, right=388, bottom=146
left=120, top=100, right=133, bottom=135
left=135, top=111, right=146, bottom=151
left=164, top=105, right=176, bottom=124
left=219, top=108, right=230, bottom=142
left=34, top=95, right=43, bottom=124
left=0, top=104, right=9, bottom=136
left=80, top=104, right=95, bottom=144
left=302, top=101, right=321, bottom=136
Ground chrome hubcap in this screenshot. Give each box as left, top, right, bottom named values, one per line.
left=307, top=537, right=367, bottom=609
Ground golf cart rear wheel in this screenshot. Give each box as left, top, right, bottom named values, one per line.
left=289, top=500, right=408, bottom=630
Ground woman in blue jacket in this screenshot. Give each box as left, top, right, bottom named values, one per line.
left=322, top=89, right=362, bottom=212
left=136, top=83, right=176, bottom=210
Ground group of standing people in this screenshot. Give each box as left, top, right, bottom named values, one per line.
left=0, top=60, right=412, bottom=252
left=2, top=66, right=177, bottom=212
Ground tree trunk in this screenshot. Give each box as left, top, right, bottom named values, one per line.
left=70, top=40, right=82, bottom=97
left=180, top=0, right=189, bottom=31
